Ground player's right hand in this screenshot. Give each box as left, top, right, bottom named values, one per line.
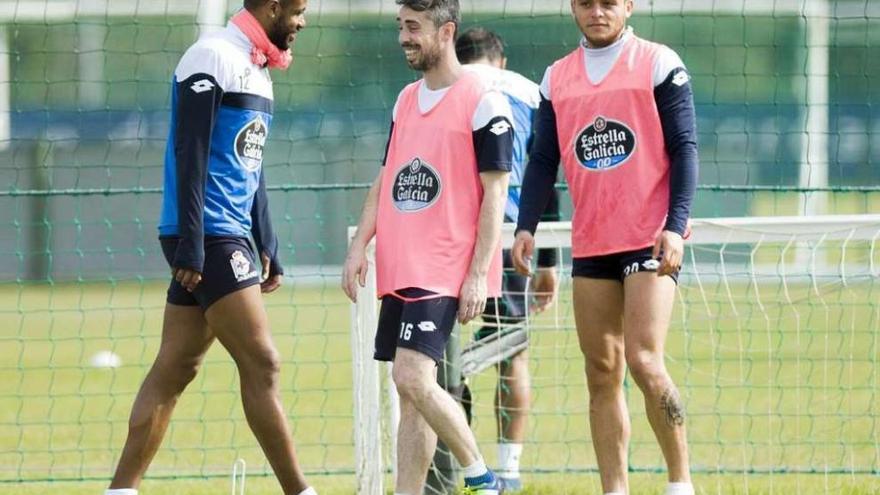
left=511, top=230, right=535, bottom=276
left=173, top=267, right=202, bottom=292
left=458, top=272, right=488, bottom=324
left=342, top=246, right=368, bottom=303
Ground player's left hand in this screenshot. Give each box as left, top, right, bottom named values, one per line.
left=458, top=272, right=487, bottom=324
left=511, top=230, right=535, bottom=276
left=260, top=252, right=282, bottom=294
left=530, top=267, right=558, bottom=313
left=653, top=230, right=684, bottom=277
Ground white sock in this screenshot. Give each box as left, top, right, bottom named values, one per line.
left=496, top=442, right=523, bottom=478
left=604, top=492, right=625, bottom=495
left=462, top=458, right=489, bottom=479
left=666, top=482, right=695, bottom=495
left=105, top=490, right=138, bottom=495
left=297, top=488, right=318, bottom=495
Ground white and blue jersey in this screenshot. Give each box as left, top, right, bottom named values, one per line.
left=158, top=23, right=281, bottom=273
left=464, top=64, right=559, bottom=268
left=464, top=64, right=541, bottom=223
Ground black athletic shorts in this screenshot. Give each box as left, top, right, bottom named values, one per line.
left=374, top=287, right=459, bottom=364
left=572, top=246, right=679, bottom=283
left=476, top=251, right=528, bottom=341
left=159, top=235, right=261, bottom=310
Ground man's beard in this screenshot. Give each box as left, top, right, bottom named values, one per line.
left=403, top=42, right=441, bottom=72
left=268, top=18, right=292, bottom=50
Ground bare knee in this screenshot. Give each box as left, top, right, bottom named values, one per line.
left=237, top=346, right=282, bottom=390
left=392, top=364, right=432, bottom=404
left=585, top=354, right=625, bottom=397
left=625, top=349, right=667, bottom=393
left=152, top=353, right=203, bottom=393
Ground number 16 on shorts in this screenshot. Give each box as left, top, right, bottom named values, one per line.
left=400, top=322, right=413, bottom=341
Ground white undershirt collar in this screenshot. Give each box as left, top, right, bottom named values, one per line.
left=580, top=26, right=633, bottom=85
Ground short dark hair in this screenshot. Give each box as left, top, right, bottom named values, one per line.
left=396, top=0, right=461, bottom=32
left=244, top=0, right=267, bottom=9
left=243, top=0, right=295, bottom=11
left=455, top=27, right=504, bottom=64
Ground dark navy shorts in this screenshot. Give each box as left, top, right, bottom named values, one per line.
left=476, top=251, right=528, bottom=341
left=374, top=288, right=459, bottom=364
left=159, top=235, right=261, bottom=310
left=572, top=246, right=679, bottom=283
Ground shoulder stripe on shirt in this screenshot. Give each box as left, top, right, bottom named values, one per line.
left=222, top=92, right=274, bottom=113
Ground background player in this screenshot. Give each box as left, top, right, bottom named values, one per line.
left=455, top=26, right=560, bottom=492
left=342, top=1, right=513, bottom=494
left=105, top=2, right=316, bottom=495
left=512, top=1, right=699, bottom=494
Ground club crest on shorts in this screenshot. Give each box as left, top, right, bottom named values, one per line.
left=235, top=115, right=268, bottom=172
left=229, top=250, right=259, bottom=282
left=392, top=157, right=442, bottom=212
left=574, top=116, right=637, bottom=171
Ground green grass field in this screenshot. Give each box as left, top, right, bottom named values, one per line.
left=2, top=269, right=878, bottom=494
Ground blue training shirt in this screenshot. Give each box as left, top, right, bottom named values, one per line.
left=158, top=23, right=281, bottom=274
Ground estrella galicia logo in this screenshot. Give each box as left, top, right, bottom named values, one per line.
left=574, top=116, right=636, bottom=171
left=392, top=157, right=442, bottom=212
left=235, top=115, right=268, bottom=172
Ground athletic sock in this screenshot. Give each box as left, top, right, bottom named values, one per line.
left=496, top=442, right=523, bottom=479
left=666, top=481, right=695, bottom=495
left=462, top=458, right=489, bottom=480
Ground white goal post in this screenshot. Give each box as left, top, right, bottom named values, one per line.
left=350, top=214, right=880, bottom=494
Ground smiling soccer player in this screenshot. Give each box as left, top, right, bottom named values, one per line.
left=105, top=2, right=317, bottom=495
left=342, top=1, right=515, bottom=493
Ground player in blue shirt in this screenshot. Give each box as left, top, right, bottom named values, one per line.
left=455, top=27, right=560, bottom=492
left=105, top=2, right=317, bottom=495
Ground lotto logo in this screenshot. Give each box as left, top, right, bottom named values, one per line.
left=489, top=120, right=511, bottom=136
left=672, top=71, right=690, bottom=87
left=418, top=321, right=437, bottom=332
left=190, top=79, right=215, bottom=93
left=642, top=259, right=661, bottom=270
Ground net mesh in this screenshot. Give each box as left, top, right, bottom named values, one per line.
left=1, top=0, right=879, bottom=491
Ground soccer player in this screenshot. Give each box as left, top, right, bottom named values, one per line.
left=341, top=1, right=513, bottom=493
left=104, top=2, right=317, bottom=495
left=512, top=1, right=698, bottom=495
left=455, top=27, right=560, bottom=491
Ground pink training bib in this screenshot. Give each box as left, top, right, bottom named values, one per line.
left=376, top=73, right=503, bottom=299
left=550, top=36, right=671, bottom=258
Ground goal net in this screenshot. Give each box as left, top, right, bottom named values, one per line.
left=1, top=0, right=878, bottom=492
left=351, top=215, right=880, bottom=493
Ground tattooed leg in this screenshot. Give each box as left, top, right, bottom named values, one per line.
left=660, top=387, right=685, bottom=427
